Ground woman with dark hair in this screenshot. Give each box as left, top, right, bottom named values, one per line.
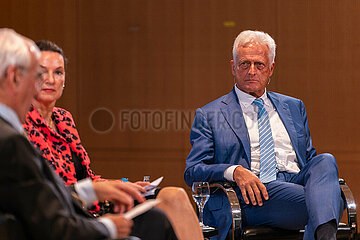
left=23, top=40, right=100, bottom=185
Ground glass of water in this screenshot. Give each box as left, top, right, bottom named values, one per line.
left=192, top=182, right=210, bottom=229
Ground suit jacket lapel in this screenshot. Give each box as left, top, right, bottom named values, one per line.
left=37, top=152, right=91, bottom=217
left=268, top=92, right=299, bottom=154
left=20, top=123, right=77, bottom=211
left=220, top=89, right=251, bottom=166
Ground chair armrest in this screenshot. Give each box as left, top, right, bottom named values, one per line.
left=210, top=182, right=241, bottom=240
left=339, top=178, right=357, bottom=234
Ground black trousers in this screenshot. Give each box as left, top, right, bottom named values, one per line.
left=131, top=208, right=177, bottom=240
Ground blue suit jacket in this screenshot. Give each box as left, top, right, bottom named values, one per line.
left=184, top=88, right=317, bottom=239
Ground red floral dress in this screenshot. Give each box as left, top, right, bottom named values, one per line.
left=23, top=106, right=102, bottom=186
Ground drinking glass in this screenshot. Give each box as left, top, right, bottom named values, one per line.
left=192, top=182, right=210, bottom=229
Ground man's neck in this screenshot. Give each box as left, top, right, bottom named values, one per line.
left=0, top=101, right=23, bottom=133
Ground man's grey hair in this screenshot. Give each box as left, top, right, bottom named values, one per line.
left=0, top=28, right=40, bottom=80
left=232, top=30, right=276, bottom=64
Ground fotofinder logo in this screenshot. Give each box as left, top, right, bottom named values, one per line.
left=89, top=108, right=196, bottom=133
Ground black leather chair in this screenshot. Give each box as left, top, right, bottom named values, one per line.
left=207, top=178, right=357, bottom=240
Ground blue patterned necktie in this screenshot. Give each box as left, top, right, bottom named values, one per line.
left=253, top=98, right=277, bottom=183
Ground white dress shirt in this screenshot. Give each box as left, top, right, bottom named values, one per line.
left=0, top=103, right=116, bottom=239
left=0, top=103, right=23, bottom=134
left=224, top=86, right=300, bottom=181
left=75, top=179, right=116, bottom=238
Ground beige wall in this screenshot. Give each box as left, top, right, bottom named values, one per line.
left=1, top=0, right=360, bottom=229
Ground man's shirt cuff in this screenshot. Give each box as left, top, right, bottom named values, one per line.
left=74, top=178, right=98, bottom=207
left=98, top=217, right=117, bottom=239
left=224, top=165, right=241, bottom=181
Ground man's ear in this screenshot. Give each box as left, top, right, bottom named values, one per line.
left=269, top=62, right=275, bottom=77
left=230, top=59, right=236, bottom=76
left=4, top=66, right=18, bottom=88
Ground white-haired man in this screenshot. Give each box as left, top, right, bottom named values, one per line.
left=0, top=28, right=179, bottom=240
left=185, top=30, right=343, bottom=240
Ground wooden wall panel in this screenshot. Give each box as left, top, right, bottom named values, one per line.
left=0, top=0, right=79, bottom=116
left=2, top=0, right=360, bottom=231
left=76, top=0, right=188, bottom=186
left=275, top=1, right=360, bottom=155
left=183, top=0, right=278, bottom=109
left=90, top=150, right=186, bottom=187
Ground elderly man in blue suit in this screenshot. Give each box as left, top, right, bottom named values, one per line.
left=184, top=30, right=344, bottom=240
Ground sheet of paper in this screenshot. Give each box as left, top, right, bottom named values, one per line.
left=143, top=176, right=163, bottom=196
left=123, top=199, right=161, bottom=220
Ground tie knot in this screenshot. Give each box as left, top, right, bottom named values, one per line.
left=253, top=98, right=264, bottom=108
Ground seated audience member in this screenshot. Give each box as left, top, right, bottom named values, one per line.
left=0, top=28, right=203, bottom=240
left=184, top=30, right=344, bottom=240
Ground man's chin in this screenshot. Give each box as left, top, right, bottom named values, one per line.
left=244, top=88, right=265, bottom=98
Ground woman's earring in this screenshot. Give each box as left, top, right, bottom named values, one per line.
left=63, top=84, right=65, bottom=88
